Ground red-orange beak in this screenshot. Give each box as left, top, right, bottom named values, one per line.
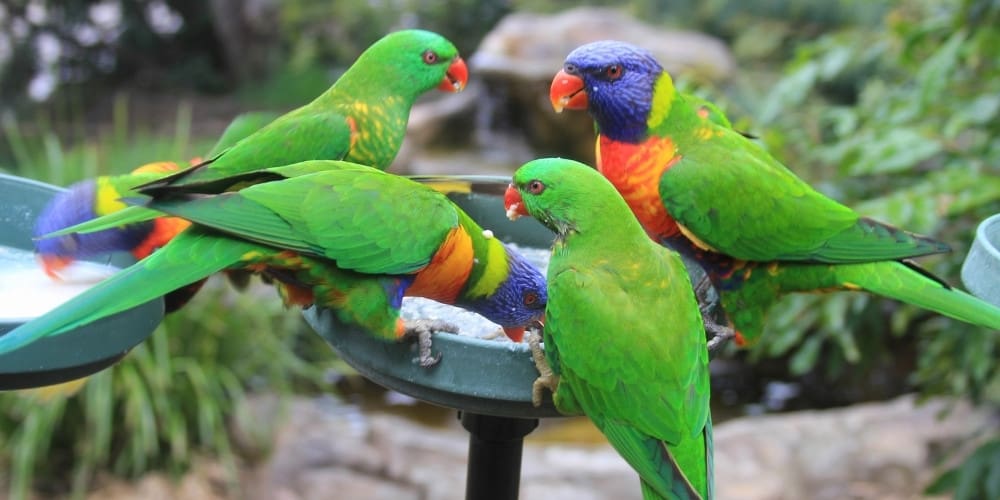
left=39, top=254, right=73, bottom=280
left=550, top=69, right=588, bottom=113
left=503, top=326, right=525, bottom=343
left=503, top=183, right=528, bottom=221
left=438, top=56, right=469, bottom=92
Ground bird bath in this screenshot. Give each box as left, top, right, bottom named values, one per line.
left=0, top=173, right=163, bottom=390
left=962, top=213, right=1000, bottom=307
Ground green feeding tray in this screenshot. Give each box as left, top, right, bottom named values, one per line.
left=303, top=175, right=564, bottom=418
left=962, top=213, right=1000, bottom=307
left=0, top=173, right=164, bottom=390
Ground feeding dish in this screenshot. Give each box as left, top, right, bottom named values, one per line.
left=961, top=213, right=1000, bottom=307
left=0, top=174, right=163, bottom=390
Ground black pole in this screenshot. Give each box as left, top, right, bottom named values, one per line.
left=459, top=412, right=539, bottom=500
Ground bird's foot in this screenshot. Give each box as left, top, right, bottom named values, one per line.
left=703, top=315, right=736, bottom=357
left=525, top=325, right=558, bottom=407
left=693, top=275, right=716, bottom=316
left=402, top=319, right=459, bottom=367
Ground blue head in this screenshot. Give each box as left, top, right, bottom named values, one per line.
left=550, top=40, right=664, bottom=143
left=460, top=244, right=547, bottom=342
left=33, top=179, right=153, bottom=277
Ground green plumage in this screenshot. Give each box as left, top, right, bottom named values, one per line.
left=511, top=158, right=712, bottom=499
left=657, top=83, right=1000, bottom=343
left=652, top=81, right=948, bottom=263
left=45, top=29, right=465, bottom=238
left=556, top=40, right=1000, bottom=347
left=140, top=29, right=463, bottom=193
left=204, top=111, right=282, bottom=158
left=2, top=160, right=545, bottom=356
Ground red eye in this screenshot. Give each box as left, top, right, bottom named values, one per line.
left=523, top=292, right=539, bottom=307
left=605, top=64, right=623, bottom=79
left=423, top=50, right=439, bottom=64
left=527, top=180, right=545, bottom=195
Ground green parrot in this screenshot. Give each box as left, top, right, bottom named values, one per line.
left=47, top=28, right=468, bottom=237
left=144, top=29, right=467, bottom=191
left=505, top=158, right=713, bottom=500
left=1, top=161, right=547, bottom=366
left=548, top=40, right=1000, bottom=346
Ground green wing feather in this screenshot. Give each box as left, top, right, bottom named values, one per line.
left=139, top=111, right=354, bottom=193
left=38, top=160, right=362, bottom=239
left=0, top=229, right=262, bottom=354
left=204, top=111, right=282, bottom=158
left=146, top=163, right=459, bottom=275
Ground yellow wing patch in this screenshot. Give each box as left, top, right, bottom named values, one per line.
left=677, top=223, right=720, bottom=253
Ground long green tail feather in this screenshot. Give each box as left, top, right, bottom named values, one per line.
left=0, top=229, right=260, bottom=355
left=39, top=205, right=162, bottom=238
left=845, top=261, right=1000, bottom=330
left=602, top=420, right=706, bottom=500
left=39, top=161, right=365, bottom=239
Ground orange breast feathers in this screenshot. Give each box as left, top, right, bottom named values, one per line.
left=131, top=216, right=192, bottom=260
left=596, top=135, right=681, bottom=240
left=406, top=226, right=474, bottom=304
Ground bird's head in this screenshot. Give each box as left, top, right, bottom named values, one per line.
left=463, top=244, right=547, bottom=343
left=550, top=40, right=664, bottom=143
left=505, top=157, right=621, bottom=238
left=358, top=29, right=469, bottom=96
left=33, top=180, right=151, bottom=279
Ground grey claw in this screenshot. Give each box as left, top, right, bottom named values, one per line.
left=703, top=316, right=735, bottom=357
left=525, top=325, right=558, bottom=407
left=403, top=319, right=459, bottom=367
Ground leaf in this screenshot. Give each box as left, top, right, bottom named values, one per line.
left=845, top=128, right=943, bottom=176
left=760, top=62, right=819, bottom=124
left=790, top=334, right=825, bottom=376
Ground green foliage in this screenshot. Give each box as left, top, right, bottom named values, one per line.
left=0, top=100, right=342, bottom=499
left=926, top=438, right=1000, bottom=500
left=744, top=0, right=1000, bottom=385
left=1, top=94, right=206, bottom=182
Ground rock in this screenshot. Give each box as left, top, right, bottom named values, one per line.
left=389, top=81, right=482, bottom=173
left=240, top=393, right=987, bottom=500
left=73, top=393, right=993, bottom=500
left=472, top=7, right=736, bottom=82
left=713, top=394, right=988, bottom=500
left=466, top=7, right=737, bottom=164
left=85, top=459, right=230, bottom=500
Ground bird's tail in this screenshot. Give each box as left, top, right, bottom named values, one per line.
left=38, top=204, right=163, bottom=238
left=407, top=174, right=510, bottom=197
left=0, top=228, right=258, bottom=355
left=843, top=260, right=1000, bottom=330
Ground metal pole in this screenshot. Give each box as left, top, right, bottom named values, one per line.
left=459, top=412, right=539, bottom=500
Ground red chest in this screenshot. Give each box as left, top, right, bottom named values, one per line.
left=596, top=135, right=681, bottom=240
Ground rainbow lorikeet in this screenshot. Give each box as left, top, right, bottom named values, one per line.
left=1, top=160, right=547, bottom=366
left=33, top=111, right=280, bottom=310
left=548, top=40, right=1000, bottom=347
left=505, top=158, right=713, bottom=500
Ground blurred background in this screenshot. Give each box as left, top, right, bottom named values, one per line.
left=0, top=0, right=998, bottom=499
